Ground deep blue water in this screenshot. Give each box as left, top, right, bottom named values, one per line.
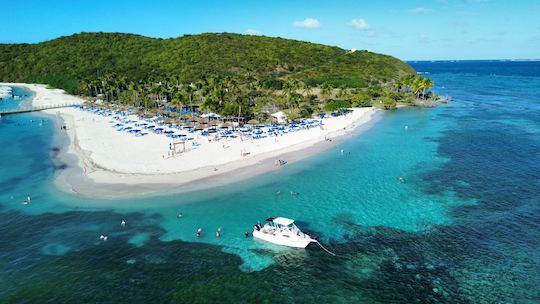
left=0, top=61, right=539, bottom=303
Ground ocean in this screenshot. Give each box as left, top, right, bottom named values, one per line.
left=0, top=61, right=539, bottom=303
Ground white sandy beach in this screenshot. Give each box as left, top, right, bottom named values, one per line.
left=2, top=83, right=380, bottom=197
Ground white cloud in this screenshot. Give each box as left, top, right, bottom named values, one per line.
left=244, top=29, right=262, bottom=35
left=293, top=18, right=320, bottom=28
left=408, top=7, right=433, bottom=14
left=348, top=18, right=370, bottom=30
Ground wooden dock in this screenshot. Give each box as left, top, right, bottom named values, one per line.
left=0, top=103, right=79, bottom=116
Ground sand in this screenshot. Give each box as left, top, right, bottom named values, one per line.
left=2, top=83, right=381, bottom=198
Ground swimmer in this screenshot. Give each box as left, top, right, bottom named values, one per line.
left=197, top=228, right=203, bottom=237
left=121, top=220, right=126, bottom=227
left=275, top=190, right=281, bottom=196
left=177, top=213, right=183, bottom=218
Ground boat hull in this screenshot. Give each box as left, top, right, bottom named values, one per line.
left=253, top=230, right=313, bottom=248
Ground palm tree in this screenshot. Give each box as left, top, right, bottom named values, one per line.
left=182, top=84, right=196, bottom=116
left=321, top=82, right=332, bottom=100
left=421, top=77, right=433, bottom=99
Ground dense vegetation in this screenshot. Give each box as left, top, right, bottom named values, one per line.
left=0, top=32, right=436, bottom=119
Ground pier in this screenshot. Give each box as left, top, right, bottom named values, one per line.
left=0, top=103, right=79, bottom=116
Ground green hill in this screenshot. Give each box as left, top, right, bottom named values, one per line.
left=0, top=32, right=415, bottom=94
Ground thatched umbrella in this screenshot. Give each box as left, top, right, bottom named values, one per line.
left=209, top=121, right=219, bottom=126
left=157, top=109, right=168, bottom=115
left=247, top=119, right=259, bottom=125
left=220, top=122, right=232, bottom=129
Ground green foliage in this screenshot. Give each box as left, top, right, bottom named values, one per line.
left=382, top=96, right=397, bottom=110
left=324, top=99, right=351, bottom=112
left=291, top=50, right=415, bottom=88
left=0, top=32, right=415, bottom=94
left=395, top=74, right=434, bottom=99
left=0, top=32, right=419, bottom=115
left=351, top=92, right=372, bottom=107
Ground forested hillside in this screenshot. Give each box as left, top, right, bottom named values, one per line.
left=0, top=32, right=414, bottom=94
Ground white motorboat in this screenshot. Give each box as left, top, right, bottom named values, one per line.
left=252, top=217, right=316, bottom=248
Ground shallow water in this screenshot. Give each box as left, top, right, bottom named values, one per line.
left=1, top=61, right=539, bottom=302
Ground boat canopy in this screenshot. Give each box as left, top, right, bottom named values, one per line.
left=272, top=217, right=294, bottom=226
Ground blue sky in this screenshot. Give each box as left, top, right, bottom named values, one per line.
left=1, top=0, right=539, bottom=60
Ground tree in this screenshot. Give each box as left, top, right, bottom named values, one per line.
left=351, top=91, right=372, bottom=107
left=382, top=96, right=397, bottom=110
left=321, top=82, right=332, bottom=100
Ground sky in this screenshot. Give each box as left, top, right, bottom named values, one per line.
left=1, top=0, right=539, bottom=60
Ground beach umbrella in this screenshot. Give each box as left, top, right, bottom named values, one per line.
left=247, top=119, right=259, bottom=125
left=220, top=122, right=232, bottom=129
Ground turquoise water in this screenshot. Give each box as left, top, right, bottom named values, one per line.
left=1, top=61, right=539, bottom=302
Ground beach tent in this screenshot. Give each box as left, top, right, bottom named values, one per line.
left=271, top=111, right=287, bottom=124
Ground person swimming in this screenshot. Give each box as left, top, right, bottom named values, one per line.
left=290, top=191, right=300, bottom=196
left=121, top=220, right=126, bottom=227
left=197, top=228, right=203, bottom=237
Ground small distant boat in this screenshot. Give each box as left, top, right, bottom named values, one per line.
left=253, top=217, right=316, bottom=248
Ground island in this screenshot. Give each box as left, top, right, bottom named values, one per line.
left=0, top=32, right=437, bottom=198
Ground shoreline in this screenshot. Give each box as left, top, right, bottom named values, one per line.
left=3, top=83, right=382, bottom=199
